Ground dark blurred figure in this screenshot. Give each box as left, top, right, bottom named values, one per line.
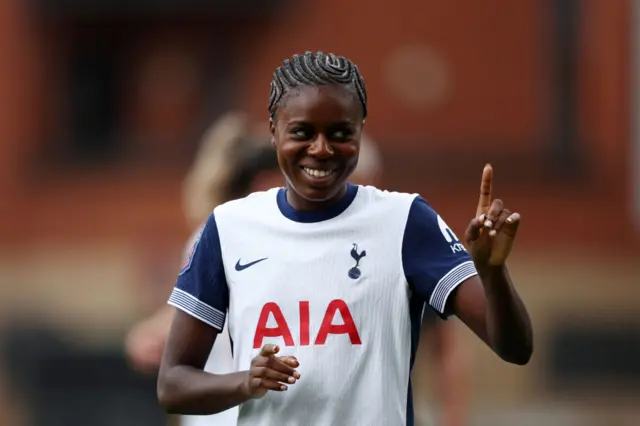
left=126, top=112, right=282, bottom=426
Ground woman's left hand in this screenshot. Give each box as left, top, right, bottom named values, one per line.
left=465, top=164, right=521, bottom=268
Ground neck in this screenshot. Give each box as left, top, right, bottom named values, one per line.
left=285, top=182, right=348, bottom=212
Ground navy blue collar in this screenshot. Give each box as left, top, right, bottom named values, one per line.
left=277, top=184, right=359, bottom=223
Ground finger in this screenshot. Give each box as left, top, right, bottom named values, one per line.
left=263, top=367, right=298, bottom=385
left=488, top=213, right=520, bottom=265
left=485, top=199, right=503, bottom=224
left=266, top=355, right=298, bottom=376
left=501, top=212, right=521, bottom=237
left=251, top=366, right=298, bottom=384
left=251, top=377, right=288, bottom=392
left=489, top=209, right=511, bottom=237
left=278, top=356, right=301, bottom=377
left=464, top=215, right=485, bottom=244
left=259, top=344, right=280, bottom=357
left=476, top=164, right=493, bottom=217
left=278, top=356, right=299, bottom=368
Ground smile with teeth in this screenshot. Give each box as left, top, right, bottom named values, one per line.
left=302, top=167, right=335, bottom=178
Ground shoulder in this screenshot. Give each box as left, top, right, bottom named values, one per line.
left=354, top=186, right=448, bottom=234
left=354, top=185, right=418, bottom=209
left=182, top=225, right=206, bottom=259
left=353, top=185, right=435, bottom=228
left=214, top=187, right=280, bottom=220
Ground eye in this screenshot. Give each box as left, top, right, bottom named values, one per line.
left=330, top=129, right=353, bottom=142
left=290, top=128, right=312, bottom=140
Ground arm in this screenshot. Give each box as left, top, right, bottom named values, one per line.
left=452, top=164, right=533, bottom=364
left=157, top=214, right=250, bottom=414
left=159, top=313, right=299, bottom=414
left=402, top=196, right=532, bottom=366
left=157, top=214, right=300, bottom=414
left=452, top=254, right=533, bottom=365
left=158, top=310, right=251, bottom=414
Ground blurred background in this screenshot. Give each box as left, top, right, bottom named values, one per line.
left=1, top=0, right=639, bottom=425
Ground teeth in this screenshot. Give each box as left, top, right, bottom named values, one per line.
left=303, top=167, right=334, bottom=178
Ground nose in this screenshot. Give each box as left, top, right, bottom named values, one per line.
left=307, top=135, right=334, bottom=159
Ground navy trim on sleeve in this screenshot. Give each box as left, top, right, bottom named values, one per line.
left=168, top=213, right=229, bottom=330
left=402, top=197, right=478, bottom=317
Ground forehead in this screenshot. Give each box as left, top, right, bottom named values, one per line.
left=279, top=84, right=361, bottom=124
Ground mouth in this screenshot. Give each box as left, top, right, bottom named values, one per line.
left=301, top=166, right=336, bottom=181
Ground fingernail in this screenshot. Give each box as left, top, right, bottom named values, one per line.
left=294, top=371, right=301, bottom=379
left=281, top=385, right=287, bottom=391
left=489, top=230, right=497, bottom=237
left=484, top=220, right=492, bottom=228
left=506, top=218, right=512, bottom=223
left=274, top=345, right=279, bottom=352
left=479, top=214, right=486, bottom=221
left=288, top=376, right=295, bottom=384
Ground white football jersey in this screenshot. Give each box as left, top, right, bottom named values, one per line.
left=179, top=230, right=238, bottom=426
left=169, top=184, right=477, bottom=426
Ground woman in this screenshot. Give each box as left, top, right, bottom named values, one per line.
left=158, top=51, right=533, bottom=426
left=127, top=110, right=383, bottom=425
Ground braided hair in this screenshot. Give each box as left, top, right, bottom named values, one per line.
left=268, top=51, right=368, bottom=121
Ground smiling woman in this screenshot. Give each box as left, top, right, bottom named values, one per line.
left=267, top=52, right=368, bottom=209
left=270, top=84, right=363, bottom=209
left=157, top=51, right=533, bottom=426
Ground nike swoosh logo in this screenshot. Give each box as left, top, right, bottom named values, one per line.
left=235, top=257, right=268, bottom=271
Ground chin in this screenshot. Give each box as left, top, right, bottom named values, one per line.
left=300, top=187, right=337, bottom=202
left=301, top=180, right=348, bottom=202
left=286, top=169, right=349, bottom=204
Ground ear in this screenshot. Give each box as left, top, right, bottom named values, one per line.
left=269, top=118, right=276, bottom=147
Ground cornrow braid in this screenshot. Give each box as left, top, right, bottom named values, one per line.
left=268, top=51, right=367, bottom=120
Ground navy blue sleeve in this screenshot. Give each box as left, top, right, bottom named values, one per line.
left=167, top=213, right=228, bottom=330
left=402, top=197, right=478, bottom=317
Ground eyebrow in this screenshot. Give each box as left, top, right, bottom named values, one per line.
left=286, top=120, right=355, bottom=127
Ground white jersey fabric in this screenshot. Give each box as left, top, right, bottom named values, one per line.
left=169, top=184, right=477, bottom=426
left=179, top=230, right=238, bottom=426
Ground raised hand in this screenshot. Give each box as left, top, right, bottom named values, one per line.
left=243, top=344, right=301, bottom=399
left=465, top=164, right=521, bottom=266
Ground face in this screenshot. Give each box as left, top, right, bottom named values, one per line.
left=270, top=84, right=363, bottom=211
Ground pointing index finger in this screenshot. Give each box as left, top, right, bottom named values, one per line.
left=476, top=163, right=493, bottom=218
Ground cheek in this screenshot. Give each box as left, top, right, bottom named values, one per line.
left=336, top=143, right=359, bottom=160
left=276, top=140, right=303, bottom=165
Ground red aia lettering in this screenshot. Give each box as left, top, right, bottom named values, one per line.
left=252, top=302, right=294, bottom=349
left=253, top=299, right=361, bottom=348
left=299, top=301, right=310, bottom=346
left=314, top=299, right=361, bottom=345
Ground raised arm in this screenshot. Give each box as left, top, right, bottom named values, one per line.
left=450, top=164, right=533, bottom=364
left=402, top=164, right=532, bottom=365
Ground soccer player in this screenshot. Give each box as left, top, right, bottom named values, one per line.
left=158, top=51, right=533, bottom=426
left=126, top=112, right=383, bottom=425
